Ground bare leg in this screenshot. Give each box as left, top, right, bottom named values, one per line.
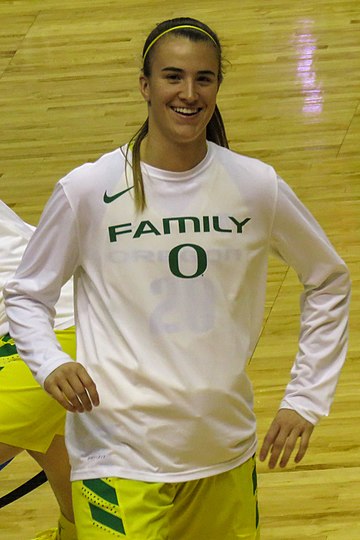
left=1, top=437, right=76, bottom=538
left=0, top=441, right=23, bottom=463
left=28, top=434, right=74, bottom=523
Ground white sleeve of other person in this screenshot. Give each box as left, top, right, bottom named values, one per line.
left=0, top=200, right=34, bottom=336
left=0, top=199, right=74, bottom=337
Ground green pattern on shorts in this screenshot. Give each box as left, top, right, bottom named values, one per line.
left=252, top=462, right=258, bottom=494
left=83, top=479, right=126, bottom=536
left=0, top=334, right=20, bottom=368
left=83, top=479, right=119, bottom=506
left=89, top=503, right=126, bottom=535
left=252, top=459, right=260, bottom=529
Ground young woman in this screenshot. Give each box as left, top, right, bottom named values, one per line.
left=4, top=17, right=350, bottom=540
left=0, top=200, right=77, bottom=540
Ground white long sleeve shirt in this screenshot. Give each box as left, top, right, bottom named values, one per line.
left=4, top=142, right=350, bottom=482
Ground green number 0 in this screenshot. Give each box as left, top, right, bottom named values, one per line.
left=168, top=243, right=208, bottom=279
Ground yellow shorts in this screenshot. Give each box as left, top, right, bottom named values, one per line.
left=72, top=456, right=260, bottom=540
left=0, top=327, right=76, bottom=453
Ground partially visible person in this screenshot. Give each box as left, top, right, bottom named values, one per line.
left=0, top=199, right=77, bottom=540
left=4, top=17, right=350, bottom=540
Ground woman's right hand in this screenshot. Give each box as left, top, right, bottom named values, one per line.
left=44, top=362, right=100, bottom=413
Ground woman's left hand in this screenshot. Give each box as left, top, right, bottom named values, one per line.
left=259, top=409, right=314, bottom=469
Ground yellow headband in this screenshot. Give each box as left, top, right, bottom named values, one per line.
left=143, top=25, right=218, bottom=62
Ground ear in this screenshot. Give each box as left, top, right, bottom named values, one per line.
left=139, top=74, right=151, bottom=103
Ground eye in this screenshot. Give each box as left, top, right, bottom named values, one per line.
left=197, top=75, right=215, bottom=85
left=165, top=73, right=181, bottom=82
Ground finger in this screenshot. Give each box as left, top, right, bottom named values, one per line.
left=66, top=375, right=93, bottom=411
left=69, top=385, right=95, bottom=412
left=77, top=369, right=100, bottom=407
left=266, top=420, right=296, bottom=469
left=268, top=433, right=289, bottom=469
left=46, top=383, right=78, bottom=413
left=294, top=426, right=314, bottom=463
left=75, top=389, right=93, bottom=412
left=279, top=428, right=301, bottom=468
left=259, top=421, right=281, bottom=462
left=57, top=379, right=86, bottom=412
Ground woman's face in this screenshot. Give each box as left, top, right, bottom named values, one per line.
left=140, top=35, right=220, bottom=149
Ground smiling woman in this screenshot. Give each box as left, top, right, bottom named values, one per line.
left=4, top=15, right=350, bottom=540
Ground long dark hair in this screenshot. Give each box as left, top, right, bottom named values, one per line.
left=127, top=17, right=229, bottom=211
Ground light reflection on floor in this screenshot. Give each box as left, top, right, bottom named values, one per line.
left=294, top=19, right=324, bottom=116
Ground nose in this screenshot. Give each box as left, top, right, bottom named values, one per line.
left=179, top=78, right=198, bottom=102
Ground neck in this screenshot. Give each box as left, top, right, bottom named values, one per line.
left=140, top=135, right=208, bottom=172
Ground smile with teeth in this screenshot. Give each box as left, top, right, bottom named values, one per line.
left=172, top=106, right=201, bottom=116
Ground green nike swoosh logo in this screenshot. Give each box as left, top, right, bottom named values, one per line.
left=103, top=185, right=134, bottom=203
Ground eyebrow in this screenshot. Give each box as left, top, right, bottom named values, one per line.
left=161, top=67, right=217, bottom=77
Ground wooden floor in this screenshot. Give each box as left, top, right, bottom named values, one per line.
left=0, top=1, right=359, bottom=538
